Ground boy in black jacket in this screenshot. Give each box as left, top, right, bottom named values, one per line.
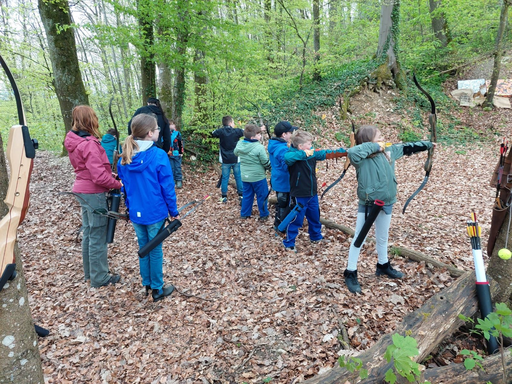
left=283, top=130, right=347, bottom=252
left=212, top=116, right=244, bottom=203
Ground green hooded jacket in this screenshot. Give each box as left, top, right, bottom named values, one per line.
left=347, top=141, right=433, bottom=206
left=234, top=139, right=271, bottom=182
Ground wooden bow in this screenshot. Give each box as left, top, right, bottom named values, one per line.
left=0, top=54, right=38, bottom=291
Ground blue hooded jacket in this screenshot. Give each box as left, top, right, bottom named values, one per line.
left=268, top=137, right=291, bottom=192
left=117, top=145, right=179, bottom=225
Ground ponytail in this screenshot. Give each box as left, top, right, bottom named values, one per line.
left=120, top=114, right=157, bottom=165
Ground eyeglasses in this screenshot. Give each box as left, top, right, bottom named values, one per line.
left=154, top=127, right=161, bottom=131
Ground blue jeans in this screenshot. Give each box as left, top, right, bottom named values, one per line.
left=240, top=179, right=269, bottom=218
left=283, top=195, right=322, bottom=247
left=75, top=193, right=111, bottom=287
left=132, top=220, right=166, bottom=291
left=221, top=163, right=243, bottom=196
left=169, top=155, right=182, bottom=181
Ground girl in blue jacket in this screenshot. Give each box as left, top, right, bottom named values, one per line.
left=344, top=125, right=435, bottom=294
left=118, top=114, right=180, bottom=302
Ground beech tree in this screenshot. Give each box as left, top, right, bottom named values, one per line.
left=38, top=0, right=89, bottom=151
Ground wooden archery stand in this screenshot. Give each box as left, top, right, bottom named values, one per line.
left=0, top=125, right=36, bottom=291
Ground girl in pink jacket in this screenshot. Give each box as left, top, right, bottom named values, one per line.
left=64, top=105, right=122, bottom=288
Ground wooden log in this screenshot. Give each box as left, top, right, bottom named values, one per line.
left=393, top=247, right=465, bottom=277
left=318, top=217, right=465, bottom=277
left=422, top=347, right=511, bottom=384
left=303, top=272, right=492, bottom=383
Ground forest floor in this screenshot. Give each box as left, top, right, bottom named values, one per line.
left=21, top=82, right=512, bottom=383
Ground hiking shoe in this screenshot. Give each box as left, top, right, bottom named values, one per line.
left=96, top=274, right=121, bottom=287
left=176, top=180, right=182, bottom=189
left=144, top=285, right=151, bottom=296
left=240, top=216, right=251, bottom=219
left=285, top=246, right=297, bottom=253
left=344, top=269, right=361, bottom=293
left=311, top=238, right=330, bottom=244
left=376, top=262, right=404, bottom=279
left=258, top=216, right=269, bottom=222
left=219, top=197, right=227, bottom=204
left=152, top=285, right=175, bottom=302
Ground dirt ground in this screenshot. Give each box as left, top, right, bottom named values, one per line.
left=18, top=82, right=512, bottom=383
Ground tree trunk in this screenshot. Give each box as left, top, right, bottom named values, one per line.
left=137, top=0, right=156, bottom=102
left=174, top=1, right=189, bottom=131
left=484, top=0, right=510, bottom=109
left=429, top=0, right=452, bottom=48
left=376, top=0, right=405, bottom=89
left=192, top=48, right=209, bottom=127
left=312, top=0, right=321, bottom=81
left=38, top=0, right=89, bottom=155
left=0, top=133, right=43, bottom=383
left=303, top=272, right=490, bottom=383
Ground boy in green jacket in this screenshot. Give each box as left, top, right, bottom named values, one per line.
left=234, top=124, right=271, bottom=220
left=344, top=125, right=436, bottom=294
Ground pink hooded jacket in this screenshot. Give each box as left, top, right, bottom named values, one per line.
left=64, top=130, right=122, bottom=193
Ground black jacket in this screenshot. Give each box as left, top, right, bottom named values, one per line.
left=128, top=105, right=171, bottom=153
left=211, top=126, right=244, bottom=164
left=287, top=149, right=318, bottom=198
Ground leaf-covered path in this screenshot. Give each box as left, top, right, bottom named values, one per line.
left=22, top=123, right=499, bottom=383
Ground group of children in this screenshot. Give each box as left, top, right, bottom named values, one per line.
left=213, top=117, right=435, bottom=294
left=67, top=105, right=435, bottom=299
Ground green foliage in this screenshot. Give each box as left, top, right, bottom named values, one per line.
left=338, top=355, right=368, bottom=380
left=384, top=333, right=426, bottom=384
left=460, top=349, right=484, bottom=371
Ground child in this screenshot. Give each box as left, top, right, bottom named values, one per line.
left=344, top=125, right=436, bottom=294
left=283, top=130, right=347, bottom=252
left=101, top=128, right=119, bottom=165
left=268, top=121, right=298, bottom=231
left=234, top=124, right=271, bottom=220
left=117, top=113, right=179, bottom=302
left=168, top=121, right=184, bottom=189
left=64, top=105, right=122, bottom=287
left=211, top=116, right=244, bottom=203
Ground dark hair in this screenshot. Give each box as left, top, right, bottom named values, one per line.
left=355, top=125, right=379, bottom=145
left=222, top=116, right=233, bottom=126
left=244, top=124, right=260, bottom=139
left=146, top=97, right=169, bottom=132
left=106, top=128, right=117, bottom=136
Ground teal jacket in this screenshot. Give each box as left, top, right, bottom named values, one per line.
left=234, top=139, right=271, bottom=182
left=347, top=141, right=433, bottom=206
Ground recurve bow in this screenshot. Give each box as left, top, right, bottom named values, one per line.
left=402, top=74, right=437, bottom=214
left=321, top=121, right=356, bottom=199
left=0, top=54, right=38, bottom=291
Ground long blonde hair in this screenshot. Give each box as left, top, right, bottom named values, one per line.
left=72, top=105, right=101, bottom=139
left=121, top=114, right=157, bottom=165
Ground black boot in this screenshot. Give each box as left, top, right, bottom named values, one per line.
left=144, top=285, right=151, bottom=296
left=343, top=269, right=361, bottom=293
left=376, top=261, right=404, bottom=279
left=152, top=285, right=175, bottom=302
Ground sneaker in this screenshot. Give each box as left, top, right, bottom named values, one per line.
left=176, top=180, right=182, bottom=189
left=96, top=274, right=121, bottom=287
left=258, top=216, right=269, bottom=222
left=344, top=269, right=361, bottom=293
left=152, top=285, right=175, bottom=302
left=240, top=216, right=251, bottom=219
left=376, top=261, right=404, bottom=279
left=219, top=197, right=227, bottom=204
left=285, top=246, right=297, bottom=253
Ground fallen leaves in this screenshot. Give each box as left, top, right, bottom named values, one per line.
left=19, top=103, right=505, bottom=382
